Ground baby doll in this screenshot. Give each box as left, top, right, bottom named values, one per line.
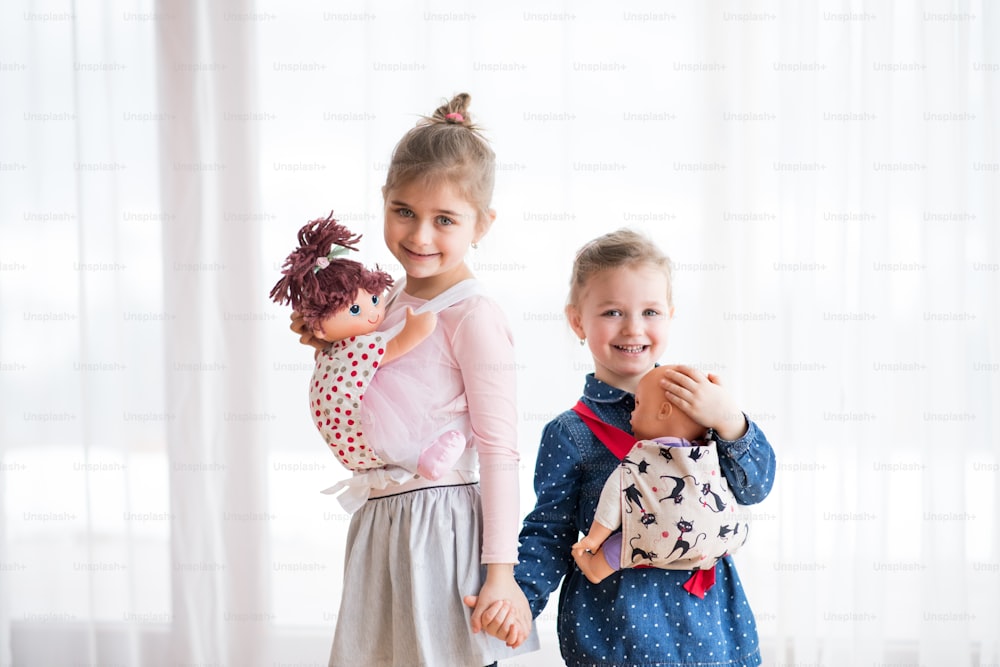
left=571, top=365, right=750, bottom=594
left=270, top=212, right=466, bottom=484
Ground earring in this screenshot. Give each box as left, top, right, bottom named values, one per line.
left=579, top=338, right=586, bottom=346
left=471, top=241, right=479, bottom=249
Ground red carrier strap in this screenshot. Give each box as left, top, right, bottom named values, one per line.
left=682, top=568, right=716, bottom=598
left=571, top=400, right=635, bottom=460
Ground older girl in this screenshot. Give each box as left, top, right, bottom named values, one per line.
left=294, top=94, right=534, bottom=666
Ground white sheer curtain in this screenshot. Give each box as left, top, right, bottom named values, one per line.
left=2, top=0, right=270, bottom=664
left=1, top=1, right=997, bottom=666
left=155, top=2, right=270, bottom=665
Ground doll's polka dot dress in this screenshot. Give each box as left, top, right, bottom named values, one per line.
left=309, top=334, right=385, bottom=470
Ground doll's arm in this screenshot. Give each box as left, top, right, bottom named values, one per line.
left=380, top=307, right=436, bottom=365
left=571, top=470, right=621, bottom=586
left=574, top=470, right=623, bottom=554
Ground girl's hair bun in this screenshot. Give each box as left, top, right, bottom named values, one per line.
left=431, top=92, right=474, bottom=127
left=384, top=92, right=495, bottom=221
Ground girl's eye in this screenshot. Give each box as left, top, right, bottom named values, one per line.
left=396, top=208, right=414, bottom=218
left=602, top=310, right=622, bottom=317
left=349, top=304, right=361, bottom=316
left=436, top=216, right=454, bottom=226
left=371, top=295, right=379, bottom=306
left=643, top=309, right=660, bottom=317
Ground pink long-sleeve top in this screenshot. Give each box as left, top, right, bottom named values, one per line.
left=362, top=285, right=521, bottom=564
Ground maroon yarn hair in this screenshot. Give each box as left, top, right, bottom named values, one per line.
left=270, top=212, right=393, bottom=333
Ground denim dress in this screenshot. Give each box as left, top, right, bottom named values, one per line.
left=516, top=375, right=776, bottom=667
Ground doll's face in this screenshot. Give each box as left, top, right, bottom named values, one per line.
left=630, top=366, right=705, bottom=442
left=313, top=288, right=386, bottom=342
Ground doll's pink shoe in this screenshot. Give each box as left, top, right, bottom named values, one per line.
left=416, top=430, right=467, bottom=480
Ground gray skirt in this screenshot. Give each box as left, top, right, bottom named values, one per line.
left=328, top=482, right=539, bottom=667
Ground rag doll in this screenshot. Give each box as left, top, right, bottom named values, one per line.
left=270, top=212, right=466, bottom=483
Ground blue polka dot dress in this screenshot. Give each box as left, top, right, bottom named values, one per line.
left=516, top=374, right=776, bottom=667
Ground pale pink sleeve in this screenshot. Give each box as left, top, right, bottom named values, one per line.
left=450, top=296, right=520, bottom=564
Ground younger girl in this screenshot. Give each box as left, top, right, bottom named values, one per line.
left=295, top=94, right=534, bottom=666
left=513, top=229, right=776, bottom=667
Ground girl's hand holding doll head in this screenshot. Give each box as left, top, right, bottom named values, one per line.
left=632, top=365, right=707, bottom=442
left=659, top=364, right=748, bottom=441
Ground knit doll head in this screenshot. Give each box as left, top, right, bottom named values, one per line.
left=270, top=212, right=393, bottom=337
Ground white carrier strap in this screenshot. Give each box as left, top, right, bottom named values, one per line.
left=320, top=278, right=484, bottom=513
left=322, top=465, right=414, bottom=513
left=377, top=277, right=483, bottom=340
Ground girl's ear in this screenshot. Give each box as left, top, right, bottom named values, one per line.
left=474, top=209, right=497, bottom=243
left=565, top=304, right=586, bottom=340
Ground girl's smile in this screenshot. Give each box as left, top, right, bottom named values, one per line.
left=401, top=246, right=441, bottom=260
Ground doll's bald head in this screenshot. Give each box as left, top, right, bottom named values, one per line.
left=630, top=366, right=707, bottom=442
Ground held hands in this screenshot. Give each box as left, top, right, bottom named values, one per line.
left=462, top=566, right=532, bottom=649
left=660, top=365, right=748, bottom=441
left=463, top=596, right=530, bottom=648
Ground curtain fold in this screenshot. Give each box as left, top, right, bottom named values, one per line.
left=0, top=470, right=8, bottom=667
left=155, top=1, right=269, bottom=664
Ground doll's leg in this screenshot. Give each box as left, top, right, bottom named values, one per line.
left=416, top=430, right=467, bottom=480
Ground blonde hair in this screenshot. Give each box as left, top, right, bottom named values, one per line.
left=568, top=228, right=674, bottom=307
left=382, top=93, right=496, bottom=224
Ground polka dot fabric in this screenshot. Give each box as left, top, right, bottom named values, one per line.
left=309, top=333, right=385, bottom=470
left=515, top=373, right=776, bottom=667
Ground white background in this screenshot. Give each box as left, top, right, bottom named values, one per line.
left=1, top=1, right=997, bottom=666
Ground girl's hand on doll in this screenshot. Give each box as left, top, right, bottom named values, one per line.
left=289, top=311, right=327, bottom=355
left=660, top=365, right=748, bottom=441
